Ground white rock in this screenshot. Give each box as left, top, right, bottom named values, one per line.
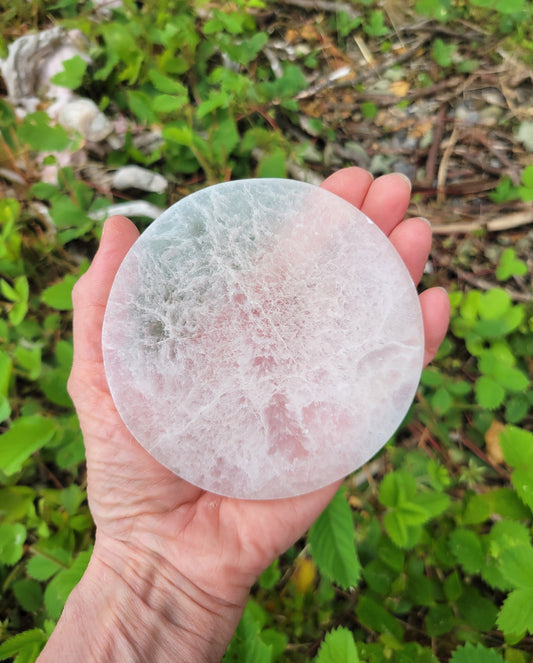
left=0, top=28, right=89, bottom=115
left=112, top=165, right=168, bottom=193
left=58, top=98, right=112, bottom=142
left=102, top=179, right=424, bottom=500
left=89, top=201, right=164, bottom=221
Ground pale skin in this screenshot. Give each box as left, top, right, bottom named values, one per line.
left=37, top=168, right=450, bottom=662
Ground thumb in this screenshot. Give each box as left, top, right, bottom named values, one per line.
left=71, top=216, right=140, bottom=365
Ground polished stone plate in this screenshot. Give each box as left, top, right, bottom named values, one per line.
left=102, top=179, right=424, bottom=499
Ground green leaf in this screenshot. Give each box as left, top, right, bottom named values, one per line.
left=163, top=123, right=194, bottom=147
left=449, top=528, right=485, bottom=574
left=309, top=490, right=361, bottom=589
left=50, top=55, right=87, bottom=89
left=383, top=510, right=409, bottom=548
left=41, top=274, right=78, bottom=310
left=362, top=558, right=395, bottom=595
left=499, top=545, right=533, bottom=588
left=18, top=112, right=70, bottom=152
left=506, top=394, right=530, bottom=423
left=478, top=289, right=511, bottom=319
left=0, top=486, right=35, bottom=522
left=500, top=426, right=533, bottom=511
left=425, top=603, right=455, bottom=637
left=27, top=555, right=62, bottom=582
left=364, top=10, right=389, bottom=37
left=496, top=248, right=528, bottom=281
left=450, top=642, right=505, bottom=663
left=314, top=627, right=360, bottom=663
left=39, top=339, right=73, bottom=407
left=152, top=93, right=188, bottom=114
left=443, top=571, right=462, bottom=602
left=0, top=629, right=46, bottom=662
left=44, top=549, right=91, bottom=619
left=431, top=38, right=455, bottom=67
left=0, top=349, right=12, bottom=396
left=14, top=344, right=42, bottom=381
left=257, top=148, right=287, bottom=179
left=0, top=416, right=57, bottom=475
left=13, top=579, right=44, bottom=613
left=148, top=69, right=188, bottom=95
left=258, top=559, right=280, bottom=590
left=497, top=588, right=533, bottom=636
left=456, top=586, right=498, bottom=632
left=196, top=90, right=230, bottom=119
left=355, top=594, right=404, bottom=640
left=127, top=90, right=158, bottom=125
left=379, top=471, right=417, bottom=507
left=49, top=197, right=93, bottom=231
left=474, top=376, right=505, bottom=410
left=431, top=386, right=452, bottom=414
left=0, top=522, right=26, bottom=565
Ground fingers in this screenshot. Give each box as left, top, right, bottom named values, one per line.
left=71, top=216, right=139, bottom=364
left=419, top=288, right=450, bottom=366
left=321, top=168, right=413, bottom=238
left=359, top=173, right=412, bottom=236
left=388, top=217, right=432, bottom=285
left=320, top=166, right=374, bottom=208
left=320, top=167, right=449, bottom=365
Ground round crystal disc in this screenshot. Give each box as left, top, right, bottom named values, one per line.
left=102, top=179, right=424, bottom=499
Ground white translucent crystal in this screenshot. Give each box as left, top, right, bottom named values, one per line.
left=102, top=179, right=424, bottom=499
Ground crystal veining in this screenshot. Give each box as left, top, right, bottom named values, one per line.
left=102, top=179, right=424, bottom=499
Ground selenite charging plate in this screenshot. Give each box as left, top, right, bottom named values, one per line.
left=102, top=179, right=424, bottom=500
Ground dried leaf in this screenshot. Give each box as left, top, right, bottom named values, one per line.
left=485, top=420, right=506, bottom=465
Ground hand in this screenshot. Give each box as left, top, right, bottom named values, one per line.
left=41, top=168, right=449, bottom=662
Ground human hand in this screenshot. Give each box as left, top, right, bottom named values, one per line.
left=41, top=168, right=449, bottom=662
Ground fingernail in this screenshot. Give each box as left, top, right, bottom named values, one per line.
left=418, top=217, right=432, bottom=227
left=394, top=172, right=412, bottom=189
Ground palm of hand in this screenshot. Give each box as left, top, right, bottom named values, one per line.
left=68, top=168, right=449, bottom=604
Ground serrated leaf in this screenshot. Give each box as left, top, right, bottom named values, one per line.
left=41, top=274, right=78, bottom=310
left=449, top=528, right=484, bottom=574
left=50, top=55, right=87, bottom=89
left=499, top=545, right=533, bottom=588
left=383, top=510, right=409, bottom=547
left=314, top=627, right=359, bottom=663
left=18, top=112, right=70, bottom=152
left=309, top=490, right=361, bottom=589
left=379, top=471, right=417, bottom=507
left=497, top=588, right=533, bottom=636
left=425, top=603, right=455, bottom=637
left=412, top=491, right=450, bottom=519
left=475, top=376, right=505, bottom=410
left=0, top=416, right=57, bottom=475
left=450, top=642, right=505, bottom=663
left=13, top=579, right=44, bottom=613
left=44, top=550, right=91, bottom=619
left=152, top=94, right=188, bottom=114
left=148, top=69, right=188, bottom=94
left=355, top=594, right=404, bottom=640
left=0, top=629, right=45, bottom=661
left=500, top=426, right=533, bottom=511
left=456, top=586, right=498, bottom=632
left=27, top=555, right=62, bottom=582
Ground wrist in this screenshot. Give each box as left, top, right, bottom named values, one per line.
left=38, top=532, right=246, bottom=663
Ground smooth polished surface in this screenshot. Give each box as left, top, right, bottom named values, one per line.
left=102, top=179, right=424, bottom=499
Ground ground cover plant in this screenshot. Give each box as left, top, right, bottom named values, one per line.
left=0, top=0, right=532, bottom=660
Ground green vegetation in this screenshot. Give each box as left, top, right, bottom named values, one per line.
left=1, top=0, right=532, bottom=661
